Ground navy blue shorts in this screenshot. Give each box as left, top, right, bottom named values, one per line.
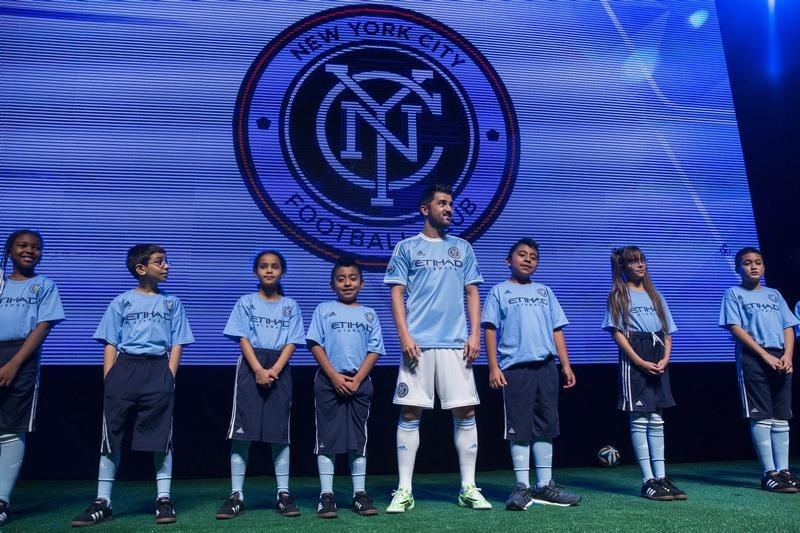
left=101, top=354, right=175, bottom=454
left=737, top=345, right=792, bottom=420
left=314, top=370, right=372, bottom=456
left=227, top=348, right=292, bottom=443
left=0, top=340, right=40, bottom=434
left=617, top=331, right=675, bottom=412
left=503, top=357, right=560, bottom=440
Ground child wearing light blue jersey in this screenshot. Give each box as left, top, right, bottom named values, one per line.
left=307, top=257, right=384, bottom=518
left=482, top=238, right=579, bottom=510
left=602, top=246, right=685, bottom=501
left=719, top=247, right=800, bottom=493
left=71, top=244, right=193, bottom=527
left=93, top=290, right=193, bottom=355
left=0, top=230, right=65, bottom=526
left=384, top=183, right=490, bottom=513
left=216, top=251, right=305, bottom=519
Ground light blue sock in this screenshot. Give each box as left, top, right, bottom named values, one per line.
left=317, top=454, right=335, bottom=495
left=509, top=441, right=530, bottom=487
left=750, top=419, right=775, bottom=473
left=272, top=443, right=290, bottom=496
left=630, top=414, right=653, bottom=482
left=0, top=434, right=25, bottom=504
left=647, top=412, right=666, bottom=479
left=97, top=451, right=120, bottom=504
left=154, top=450, right=173, bottom=500
left=349, top=451, right=366, bottom=495
left=770, top=419, right=790, bottom=472
left=532, top=438, right=553, bottom=488
left=230, top=440, right=250, bottom=500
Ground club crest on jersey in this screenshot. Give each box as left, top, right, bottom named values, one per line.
left=164, top=300, right=175, bottom=311
left=283, top=305, right=293, bottom=317
left=538, top=288, right=547, bottom=297
left=30, top=284, right=42, bottom=295
left=768, top=293, right=778, bottom=303
left=234, top=5, right=518, bottom=270
left=448, top=247, right=461, bottom=259
left=365, top=311, right=375, bottom=323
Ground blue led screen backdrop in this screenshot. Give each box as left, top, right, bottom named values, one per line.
left=0, top=1, right=757, bottom=364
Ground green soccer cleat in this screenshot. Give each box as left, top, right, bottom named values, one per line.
left=458, top=484, right=492, bottom=510
left=386, top=487, right=415, bottom=513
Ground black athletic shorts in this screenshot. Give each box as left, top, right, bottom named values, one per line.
left=227, top=348, right=292, bottom=443
left=502, top=357, right=560, bottom=440
left=313, top=370, right=372, bottom=456
left=737, top=344, right=792, bottom=419
left=0, top=340, right=40, bottom=433
left=101, top=353, right=175, bottom=454
left=617, top=331, right=675, bottom=412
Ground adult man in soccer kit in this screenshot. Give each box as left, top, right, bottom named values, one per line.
left=383, top=183, right=491, bottom=512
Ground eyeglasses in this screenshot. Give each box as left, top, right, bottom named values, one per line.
left=147, top=258, right=169, bottom=267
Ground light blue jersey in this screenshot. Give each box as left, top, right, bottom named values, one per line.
left=796, top=301, right=800, bottom=337
left=719, top=286, right=799, bottom=348
left=383, top=233, right=482, bottom=348
left=94, top=289, right=194, bottom=355
left=306, top=301, right=384, bottom=373
left=0, top=275, right=65, bottom=341
left=224, top=293, right=305, bottom=350
left=481, top=280, right=568, bottom=369
left=602, top=288, right=677, bottom=333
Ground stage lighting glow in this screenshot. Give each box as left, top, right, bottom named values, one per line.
left=623, top=48, right=660, bottom=80
left=689, top=9, right=709, bottom=28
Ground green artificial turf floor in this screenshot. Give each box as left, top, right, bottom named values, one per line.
left=4, top=461, right=798, bottom=532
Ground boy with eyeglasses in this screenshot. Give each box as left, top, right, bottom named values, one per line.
left=71, top=244, right=194, bottom=526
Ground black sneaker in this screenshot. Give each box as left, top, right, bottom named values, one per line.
left=352, top=491, right=379, bottom=515
left=215, top=492, right=244, bottom=519
left=155, top=497, right=177, bottom=524
left=641, top=478, right=673, bottom=501
left=504, top=482, right=532, bottom=511
left=0, top=499, right=9, bottom=526
left=316, top=492, right=338, bottom=518
left=657, top=477, right=687, bottom=500
left=71, top=498, right=112, bottom=527
left=762, top=470, right=798, bottom=493
left=277, top=491, right=301, bottom=517
left=778, top=469, right=800, bottom=491
left=530, top=479, right=581, bottom=507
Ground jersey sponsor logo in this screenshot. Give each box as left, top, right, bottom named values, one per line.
left=413, top=258, right=463, bottom=269
left=234, top=5, right=518, bottom=270
left=331, top=320, right=374, bottom=333
left=124, top=311, right=172, bottom=322
left=396, top=381, right=409, bottom=398
left=0, top=296, right=37, bottom=305
left=507, top=296, right=548, bottom=306
left=634, top=400, right=644, bottom=406
left=251, top=316, right=290, bottom=328
left=630, top=305, right=656, bottom=315
left=742, top=302, right=780, bottom=312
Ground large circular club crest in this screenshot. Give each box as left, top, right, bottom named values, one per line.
left=234, top=4, right=518, bottom=269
